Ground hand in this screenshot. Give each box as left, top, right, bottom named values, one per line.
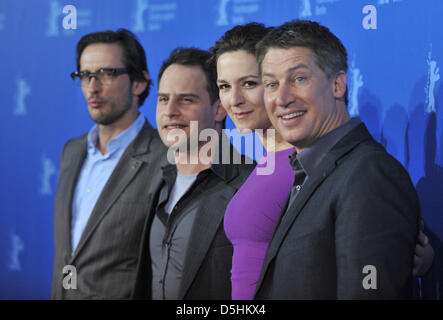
left=413, top=220, right=435, bottom=277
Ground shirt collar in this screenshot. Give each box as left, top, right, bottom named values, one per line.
left=87, top=113, right=146, bottom=157
left=160, top=133, right=240, bottom=183
left=289, top=117, right=361, bottom=176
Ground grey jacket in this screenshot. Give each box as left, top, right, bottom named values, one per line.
left=51, top=121, right=167, bottom=299
left=255, top=124, right=420, bottom=299
left=132, top=140, right=255, bottom=299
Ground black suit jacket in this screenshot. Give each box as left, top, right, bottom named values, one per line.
left=254, top=124, right=420, bottom=299
left=51, top=120, right=168, bottom=299
left=132, top=143, right=255, bottom=299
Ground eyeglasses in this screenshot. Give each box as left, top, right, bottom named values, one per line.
left=70, top=68, right=129, bottom=87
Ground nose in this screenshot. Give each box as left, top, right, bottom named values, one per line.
left=86, top=76, right=101, bottom=94
left=230, top=86, right=245, bottom=107
left=164, top=98, right=180, bottom=118
left=275, top=82, right=295, bottom=108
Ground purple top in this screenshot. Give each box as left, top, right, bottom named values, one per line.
left=224, top=148, right=295, bottom=300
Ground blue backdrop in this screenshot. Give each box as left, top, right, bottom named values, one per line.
left=1, top=0, right=442, bottom=299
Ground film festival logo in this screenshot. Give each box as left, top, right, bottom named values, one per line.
left=425, top=44, right=440, bottom=114
left=165, top=121, right=275, bottom=175
left=14, top=77, right=31, bottom=116
left=132, top=0, right=177, bottom=32
left=378, top=0, right=404, bottom=5
left=299, top=0, right=312, bottom=18
left=40, top=154, right=57, bottom=196
left=8, top=230, right=24, bottom=272
left=216, top=0, right=230, bottom=26
left=348, top=58, right=364, bottom=117
left=299, top=0, right=342, bottom=17
left=133, top=0, right=149, bottom=32
left=216, top=0, right=260, bottom=27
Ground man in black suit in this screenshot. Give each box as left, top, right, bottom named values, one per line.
left=254, top=20, right=420, bottom=299
left=52, top=29, right=167, bottom=299
left=132, top=48, right=254, bottom=299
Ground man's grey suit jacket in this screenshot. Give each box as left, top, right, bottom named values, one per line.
left=131, top=141, right=255, bottom=299
left=254, top=123, right=420, bottom=299
left=51, top=120, right=167, bottom=299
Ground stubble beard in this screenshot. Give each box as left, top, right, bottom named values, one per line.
left=90, top=91, right=134, bottom=126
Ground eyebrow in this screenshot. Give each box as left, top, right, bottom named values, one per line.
left=157, top=93, right=200, bottom=99
left=217, top=74, right=260, bottom=84
left=79, top=66, right=119, bottom=72
left=262, top=63, right=310, bottom=78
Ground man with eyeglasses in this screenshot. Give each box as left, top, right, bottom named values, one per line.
left=51, top=29, right=167, bottom=299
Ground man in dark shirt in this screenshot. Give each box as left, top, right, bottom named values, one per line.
left=253, top=20, right=421, bottom=299
left=132, top=48, right=254, bottom=299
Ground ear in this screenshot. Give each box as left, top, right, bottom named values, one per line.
left=332, top=71, right=347, bottom=100
left=132, top=70, right=150, bottom=96
left=213, top=99, right=227, bottom=123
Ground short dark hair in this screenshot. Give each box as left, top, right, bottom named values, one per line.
left=76, top=28, right=152, bottom=107
left=256, top=20, right=348, bottom=104
left=209, top=22, right=273, bottom=64
left=158, top=47, right=219, bottom=105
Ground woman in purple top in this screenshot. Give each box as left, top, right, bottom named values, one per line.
left=210, top=23, right=299, bottom=299
left=210, top=23, right=434, bottom=300
left=222, top=148, right=294, bottom=299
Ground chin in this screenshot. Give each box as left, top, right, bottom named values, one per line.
left=163, top=136, right=187, bottom=150
left=91, top=116, right=112, bottom=126
left=281, top=132, right=303, bottom=146
left=234, top=123, right=254, bottom=134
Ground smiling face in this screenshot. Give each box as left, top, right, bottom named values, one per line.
left=216, top=50, right=272, bottom=133
left=156, top=63, right=225, bottom=149
left=261, top=46, right=348, bottom=152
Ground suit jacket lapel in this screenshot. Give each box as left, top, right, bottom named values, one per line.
left=177, top=153, right=241, bottom=299
left=131, top=182, right=163, bottom=299
left=62, top=138, right=87, bottom=254
left=254, top=123, right=373, bottom=297
left=70, top=122, right=156, bottom=262
left=177, top=185, right=235, bottom=299
left=258, top=159, right=337, bottom=280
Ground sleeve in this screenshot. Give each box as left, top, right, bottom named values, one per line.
left=51, top=139, right=74, bottom=299
left=334, top=151, right=420, bottom=299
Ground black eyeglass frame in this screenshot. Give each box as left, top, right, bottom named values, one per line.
left=70, top=68, right=130, bottom=85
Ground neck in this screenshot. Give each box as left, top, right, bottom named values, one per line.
left=256, top=126, right=293, bottom=153
left=175, top=146, right=212, bottom=175
left=174, top=132, right=220, bottom=175
left=96, top=109, right=139, bottom=155
left=176, top=162, right=211, bottom=175
left=295, top=109, right=351, bottom=154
